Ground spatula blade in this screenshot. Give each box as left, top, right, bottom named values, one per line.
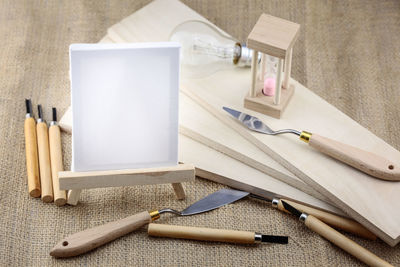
left=181, top=188, right=249, bottom=216
left=223, top=106, right=271, bottom=134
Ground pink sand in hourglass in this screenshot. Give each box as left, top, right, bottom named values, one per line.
left=263, top=77, right=275, bottom=96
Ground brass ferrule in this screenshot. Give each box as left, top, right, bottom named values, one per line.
left=299, top=131, right=312, bottom=143
left=149, top=210, right=160, bottom=221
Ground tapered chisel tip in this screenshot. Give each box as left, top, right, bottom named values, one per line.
left=281, top=200, right=302, bottom=218
left=37, top=105, right=43, bottom=119
left=52, top=107, right=57, bottom=122
left=25, top=99, right=32, bottom=114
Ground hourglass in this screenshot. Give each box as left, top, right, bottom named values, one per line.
left=244, top=14, right=300, bottom=119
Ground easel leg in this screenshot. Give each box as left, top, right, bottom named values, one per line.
left=67, top=189, right=82, bottom=205
left=171, top=183, right=186, bottom=200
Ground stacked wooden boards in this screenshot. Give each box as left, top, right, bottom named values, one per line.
left=60, top=0, right=345, bottom=216
left=60, top=95, right=343, bottom=217
left=60, top=0, right=400, bottom=246
left=180, top=70, right=400, bottom=246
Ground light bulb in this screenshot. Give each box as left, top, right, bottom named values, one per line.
left=169, top=20, right=255, bottom=78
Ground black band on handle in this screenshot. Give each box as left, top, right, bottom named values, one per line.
left=261, top=235, right=288, bottom=244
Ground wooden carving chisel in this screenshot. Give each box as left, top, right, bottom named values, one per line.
left=36, top=105, right=53, bottom=203
left=148, top=223, right=288, bottom=245
left=250, top=193, right=376, bottom=240
left=281, top=201, right=393, bottom=267
left=24, top=99, right=41, bottom=197
left=49, top=107, right=67, bottom=206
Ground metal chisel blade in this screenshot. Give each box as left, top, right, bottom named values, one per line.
left=281, top=200, right=303, bottom=218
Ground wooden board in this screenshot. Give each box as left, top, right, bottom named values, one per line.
left=179, top=134, right=345, bottom=216
left=179, top=93, right=329, bottom=203
left=181, top=71, right=400, bottom=246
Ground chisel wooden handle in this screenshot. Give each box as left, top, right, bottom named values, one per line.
left=305, top=215, right=393, bottom=267
left=302, top=132, right=400, bottom=181
left=148, top=223, right=256, bottom=244
left=277, top=199, right=376, bottom=240
left=50, top=211, right=152, bottom=258
left=24, top=117, right=40, bottom=197
left=49, top=124, right=66, bottom=206
left=36, top=122, right=53, bottom=202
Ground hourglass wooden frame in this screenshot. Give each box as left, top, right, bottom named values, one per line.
left=244, top=14, right=300, bottom=118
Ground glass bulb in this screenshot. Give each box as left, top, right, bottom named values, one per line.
left=169, top=20, right=254, bottom=79
left=265, top=55, right=278, bottom=77
left=262, top=55, right=279, bottom=96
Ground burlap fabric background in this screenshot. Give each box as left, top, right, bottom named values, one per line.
left=1, top=0, right=399, bottom=266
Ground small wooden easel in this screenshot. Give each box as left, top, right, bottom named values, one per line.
left=59, top=163, right=195, bottom=205
left=244, top=14, right=300, bottom=118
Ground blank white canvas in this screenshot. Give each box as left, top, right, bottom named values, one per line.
left=70, top=43, right=180, bottom=171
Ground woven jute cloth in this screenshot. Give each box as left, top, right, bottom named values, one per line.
left=1, top=0, right=399, bottom=266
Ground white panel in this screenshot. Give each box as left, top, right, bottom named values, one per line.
left=70, top=43, right=180, bottom=171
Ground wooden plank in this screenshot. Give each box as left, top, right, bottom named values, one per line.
left=179, top=134, right=346, bottom=217
left=58, top=164, right=195, bottom=190
left=179, top=126, right=326, bottom=202
left=179, top=93, right=329, bottom=203
left=181, top=70, right=400, bottom=246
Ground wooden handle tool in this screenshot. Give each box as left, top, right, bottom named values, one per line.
left=306, top=215, right=393, bottom=267
left=24, top=99, right=40, bottom=197
left=36, top=105, right=53, bottom=202
left=50, top=211, right=152, bottom=258
left=281, top=201, right=393, bottom=267
left=49, top=107, right=67, bottom=206
left=50, top=188, right=252, bottom=257
left=300, top=131, right=400, bottom=181
left=223, top=107, right=399, bottom=181
left=148, top=223, right=288, bottom=244
left=275, top=199, right=376, bottom=240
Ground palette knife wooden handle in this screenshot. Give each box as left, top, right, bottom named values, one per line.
left=50, top=211, right=152, bottom=258
left=300, top=131, right=400, bottom=181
